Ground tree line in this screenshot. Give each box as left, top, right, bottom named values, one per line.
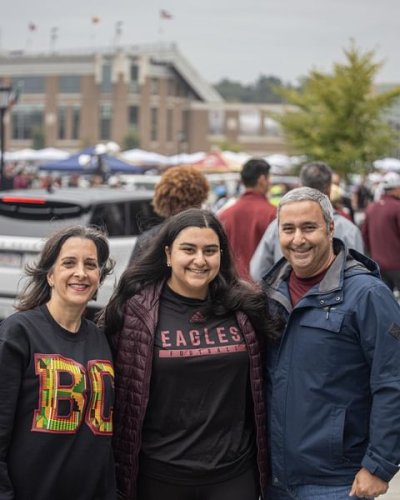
left=213, top=75, right=296, bottom=103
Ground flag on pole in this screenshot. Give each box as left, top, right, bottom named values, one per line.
left=160, top=9, right=173, bottom=20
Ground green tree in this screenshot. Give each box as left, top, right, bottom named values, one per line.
left=214, top=75, right=292, bottom=103
left=274, top=43, right=400, bottom=176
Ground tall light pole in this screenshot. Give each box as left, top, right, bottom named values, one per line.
left=0, top=85, right=12, bottom=191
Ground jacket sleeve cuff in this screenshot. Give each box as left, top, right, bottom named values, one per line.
left=362, top=450, right=400, bottom=482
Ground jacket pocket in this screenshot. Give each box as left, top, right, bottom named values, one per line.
left=299, top=310, right=345, bottom=333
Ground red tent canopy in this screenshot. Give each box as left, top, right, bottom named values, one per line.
left=192, top=151, right=231, bottom=172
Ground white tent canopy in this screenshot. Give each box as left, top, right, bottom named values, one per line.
left=4, top=148, right=70, bottom=162
left=165, top=152, right=207, bottom=166
left=373, top=157, right=400, bottom=172
left=120, top=148, right=168, bottom=165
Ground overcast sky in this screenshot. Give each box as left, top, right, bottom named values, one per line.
left=1, top=0, right=399, bottom=85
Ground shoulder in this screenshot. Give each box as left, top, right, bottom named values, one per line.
left=0, top=309, right=45, bottom=356
left=0, top=308, right=43, bottom=337
left=218, top=200, right=239, bottom=219
left=125, top=282, right=163, bottom=314
left=343, top=270, right=386, bottom=299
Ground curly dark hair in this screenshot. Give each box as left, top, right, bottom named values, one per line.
left=100, top=208, right=278, bottom=340
left=152, top=166, right=210, bottom=218
left=17, top=225, right=114, bottom=312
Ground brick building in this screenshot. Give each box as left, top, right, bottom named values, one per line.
left=0, top=43, right=290, bottom=155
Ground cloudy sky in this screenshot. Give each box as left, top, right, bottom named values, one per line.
left=1, top=0, right=398, bottom=85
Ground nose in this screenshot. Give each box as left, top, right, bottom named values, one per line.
left=73, top=262, right=88, bottom=277
left=292, top=228, right=305, bottom=245
left=193, top=250, right=206, bottom=265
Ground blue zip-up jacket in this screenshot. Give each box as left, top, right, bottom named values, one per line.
left=262, top=239, right=400, bottom=487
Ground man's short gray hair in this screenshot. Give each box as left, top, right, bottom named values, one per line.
left=278, top=187, right=334, bottom=229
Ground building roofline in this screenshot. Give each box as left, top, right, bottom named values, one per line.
left=0, top=42, right=224, bottom=104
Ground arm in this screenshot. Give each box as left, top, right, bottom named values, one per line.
left=356, top=283, right=400, bottom=483
left=250, top=219, right=280, bottom=282
left=0, top=321, right=26, bottom=500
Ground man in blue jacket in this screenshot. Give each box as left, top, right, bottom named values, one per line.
left=262, top=186, right=400, bottom=499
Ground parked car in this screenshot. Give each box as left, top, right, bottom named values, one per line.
left=0, top=187, right=157, bottom=320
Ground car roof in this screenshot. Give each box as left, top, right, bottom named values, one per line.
left=0, top=186, right=154, bottom=206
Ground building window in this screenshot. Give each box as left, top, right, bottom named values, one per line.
left=72, top=105, right=80, bottom=140
left=100, top=64, right=112, bottom=93
left=128, top=105, right=139, bottom=130
left=208, top=110, right=225, bottom=135
left=129, top=64, right=139, bottom=93
left=99, top=103, right=112, bottom=140
left=150, top=108, right=158, bottom=142
left=12, top=76, right=44, bottom=94
left=130, top=64, right=139, bottom=82
left=11, top=104, right=44, bottom=139
left=59, top=75, right=81, bottom=93
left=58, top=106, right=66, bottom=139
left=181, top=110, right=190, bottom=142
left=263, top=116, right=281, bottom=137
left=150, top=78, right=159, bottom=95
left=239, top=110, right=260, bottom=136
left=166, top=109, right=173, bottom=142
left=167, top=79, right=176, bottom=96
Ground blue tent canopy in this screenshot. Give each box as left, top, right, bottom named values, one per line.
left=39, top=149, right=145, bottom=174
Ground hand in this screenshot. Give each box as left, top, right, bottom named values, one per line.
left=349, top=467, right=388, bottom=497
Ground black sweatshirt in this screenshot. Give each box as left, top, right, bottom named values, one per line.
left=0, top=305, right=116, bottom=500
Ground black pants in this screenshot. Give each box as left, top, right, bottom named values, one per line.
left=137, top=467, right=260, bottom=500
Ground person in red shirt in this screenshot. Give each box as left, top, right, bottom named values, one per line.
left=218, top=158, right=276, bottom=280
left=362, top=172, right=400, bottom=293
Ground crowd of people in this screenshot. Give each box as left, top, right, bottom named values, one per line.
left=0, top=157, right=399, bottom=500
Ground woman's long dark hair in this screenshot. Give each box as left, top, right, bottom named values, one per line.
left=101, top=208, right=276, bottom=339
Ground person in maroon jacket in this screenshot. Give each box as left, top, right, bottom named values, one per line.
left=218, top=158, right=276, bottom=281
left=362, top=172, right=400, bottom=293
left=101, top=208, right=278, bottom=500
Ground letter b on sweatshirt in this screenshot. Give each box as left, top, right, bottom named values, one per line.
left=32, top=354, right=114, bottom=435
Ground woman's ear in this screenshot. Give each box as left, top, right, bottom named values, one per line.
left=47, top=271, right=54, bottom=288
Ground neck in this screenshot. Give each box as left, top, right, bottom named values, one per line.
left=246, top=187, right=265, bottom=195
left=46, top=301, right=83, bottom=333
